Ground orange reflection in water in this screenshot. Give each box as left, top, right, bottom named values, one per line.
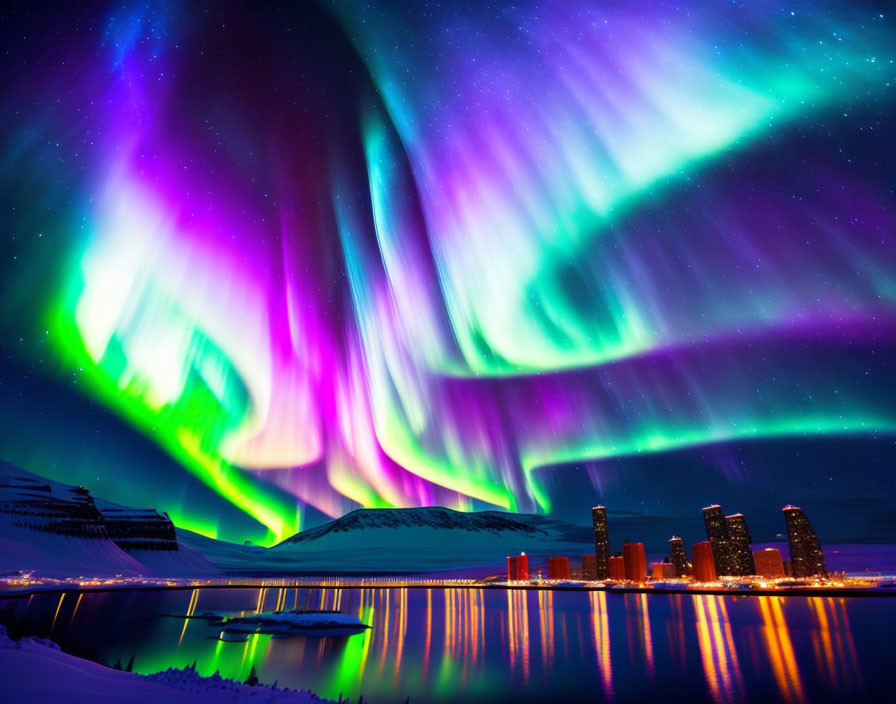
left=637, top=592, right=654, bottom=679
left=808, top=597, right=863, bottom=697
left=693, top=595, right=744, bottom=703
left=758, top=596, right=805, bottom=704
left=423, top=588, right=432, bottom=677
left=589, top=590, right=613, bottom=699
left=506, top=589, right=530, bottom=684
left=393, top=588, right=407, bottom=684
left=69, top=592, right=84, bottom=625
left=178, top=589, right=199, bottom=645
left=538, top=589, right=555, bottom=670
left=49, top=592, right=66, bottom=632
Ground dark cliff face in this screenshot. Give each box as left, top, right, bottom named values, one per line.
left=97, top=505, right=179, bottom=552
left=0, top=464, right=178, bottom=552
left=0, top=475, right=109, bottom=539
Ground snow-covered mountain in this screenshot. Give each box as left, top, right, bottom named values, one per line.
left=0, top=460, right=211, bottom=577
left=173, top=507, right=593, bottom=575
left=277, top=507, right=550, bottom=545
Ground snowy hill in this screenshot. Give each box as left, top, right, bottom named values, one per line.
left=0, top=460, right=212, bottom=577
left=277, top=507, right=549, bottom=545
left=175, top=507, right=593, bottom=575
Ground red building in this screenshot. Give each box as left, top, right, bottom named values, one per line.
left=506, top=554, right=530, bottom=581
left=651, top=562, right=677, bottom=579
left=547, top=556, right=570, bottom=580
left=608, top=555, right=626, bottom=580
left=753, top=548, right=786, bottom=578
left=691, top=541, right=717, bottom=582
left=623, top=542, right=647, bottom=582
left=581, top=554, right=598, bottom=580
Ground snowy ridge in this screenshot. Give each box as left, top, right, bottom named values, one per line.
left=94, top=499, right=179, bottom=551
left=174, top=507, right=594, bottom=575
left=277, top=506, right=546, bottom=545
left=0, top=470, right=109, bottom=539
left=0, top=460, right=213, bottom=577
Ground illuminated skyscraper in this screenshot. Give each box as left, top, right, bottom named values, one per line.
left=691, top=541, right=717, bottom=582
left=622, top=541, right=647, bottom=582
left=592, top=506, right=610, bottom=579
left=702, top=505, right=733, bottom=575
left=669, top=536, right=688, bottom=577
left=726, top=513, right=756, bottom=575
left=782, top=505, right=827, bottom=578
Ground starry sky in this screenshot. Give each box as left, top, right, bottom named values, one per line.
left=1, top=0, right=894, bottom=547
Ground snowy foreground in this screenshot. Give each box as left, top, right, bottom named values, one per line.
left=0, top=625, right=336, bottom=704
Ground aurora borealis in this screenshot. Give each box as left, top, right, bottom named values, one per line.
left=1, top=0, right=895, bottom=545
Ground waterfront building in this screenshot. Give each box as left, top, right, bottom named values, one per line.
left=703, top=505, right=733, bottom=575
left=581, top=554, right=598, bottom=580
left=547, top=556, right=570, bottom=580
left=622, top=541, right=647, bottom=582
left=592, top=506, right=611, bottom=579
left=753, top=548, right=786, bottom=578
left=651, top=562, right=676, bottom=579
left=608, top=555, right=626, bottom=580
left=507, top=553, right=530, bottom=581
left=691, top=541, right=717, bottom=582
left=782, top=505, right=827, bottom=577
left=726, top=513, right=756, bottom=575
left=669, top=536, right=688, bottom=577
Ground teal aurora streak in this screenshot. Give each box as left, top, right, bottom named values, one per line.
left=1, top=0, right=895, bottom=544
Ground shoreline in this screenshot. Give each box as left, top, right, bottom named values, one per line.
left=2, top=578, right=895, bottom=599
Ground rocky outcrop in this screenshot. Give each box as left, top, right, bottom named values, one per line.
left=95, top=502, right=179, bottom=552
left=0, top=473, right=109, bottom=539
left=0, top=461, right=179, bottom=555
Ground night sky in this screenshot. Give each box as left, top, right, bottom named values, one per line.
left=1, top=0, right=894, bottom=547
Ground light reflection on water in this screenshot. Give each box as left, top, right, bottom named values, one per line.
left=0, top=587, right=888, bottom=703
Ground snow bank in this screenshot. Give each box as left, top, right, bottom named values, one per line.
left=0, top=625, right=334, bottom=703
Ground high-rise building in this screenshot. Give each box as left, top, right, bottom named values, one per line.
left=622, top=541, right=647, bottom=582
left=669, top=536, right=688, bottom=577
left=782, top=505, right=827, bottom=578
left=581, top=554, right=598, bottom=580
left=547, top=556, right=570, bottom=580
left=691, top=541, right=717, bottom=582
left=726, top=513, right=756, bottom=575
left=702, top=505, right=733, bottom=575
left=608, top=555, right=626, bottom=580
left=592, top=506, right=610, bottom=579
left=752, top=548, right=786, bottom=578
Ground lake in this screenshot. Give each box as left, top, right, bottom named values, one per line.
left=0, top=587, right=889, bottom=703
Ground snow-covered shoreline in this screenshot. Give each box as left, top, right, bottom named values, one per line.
left=0, top=624, right=335, bottom=703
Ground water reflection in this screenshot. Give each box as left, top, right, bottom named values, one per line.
left=589, top=591, right=612, bottom=698
left=0, top=587, right=887, bottom=703
left=694, top=595, right=744, bottom=702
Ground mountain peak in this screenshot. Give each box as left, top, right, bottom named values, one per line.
left=276, top=506, right=547, bottom=546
